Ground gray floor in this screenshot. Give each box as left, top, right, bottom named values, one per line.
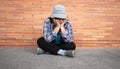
left=0, top=48, right=120, bottom=69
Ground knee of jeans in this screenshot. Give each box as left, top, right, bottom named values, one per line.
left=71, top=42, right=76, bottom=50
left=37, top=37, right=43, bottom=42
left=37, top=37, right=44, bottom=45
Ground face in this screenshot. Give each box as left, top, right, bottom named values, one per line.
left=53, top=18, right=67, bottom=25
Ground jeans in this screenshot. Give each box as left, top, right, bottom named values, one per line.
left=37, top=37, right=76, bottom=55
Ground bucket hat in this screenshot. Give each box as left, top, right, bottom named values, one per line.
left=50, top=5, right=67, bottom=19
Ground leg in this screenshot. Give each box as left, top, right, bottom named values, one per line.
left=37, top=37, right=60, bottom=54
left=53, top=42, right=76, bottom=57
left=57, top=42, right=76, bottom=57
left=37, top=38, right=76, bottom=57
left=58, top=42, right=76, bottom=50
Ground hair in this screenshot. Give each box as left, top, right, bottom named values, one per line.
left=48, top=17, right=53, bottom=23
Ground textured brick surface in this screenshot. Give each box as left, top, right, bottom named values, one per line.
left=0, top=0, right=120, bottom=48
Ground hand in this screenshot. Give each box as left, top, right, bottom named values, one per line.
left=60, top=20, right=67, bottom=27
left=54, top=21, right=60, bottom=34
left=60, top=20, right=67, bottom=33
left=53, top=18, right=67, bottom=33
left=56, top=21, right=61, bottom=27
left=53, top=19, right=60, bottom=27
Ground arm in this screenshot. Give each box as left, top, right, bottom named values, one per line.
left=43, top=19, right=58, bottom=42
left=61, top=21, right=73, bottom=43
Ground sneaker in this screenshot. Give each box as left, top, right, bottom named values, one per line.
left=37, top=48, right=46, bottom=55
left=64, top=50, right=75, bottom=58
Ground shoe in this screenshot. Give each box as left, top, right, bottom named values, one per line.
left=64, top=50, right=75, bottom=58
left=37, top=48, right=46, bottom=55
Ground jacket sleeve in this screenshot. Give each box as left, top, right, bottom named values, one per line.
left=43, top=19, right=57, bottom=43
left=61, top=21, right=73, bottom=43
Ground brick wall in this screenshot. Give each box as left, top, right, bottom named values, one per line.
left=0, top=0, right=120, bottom=48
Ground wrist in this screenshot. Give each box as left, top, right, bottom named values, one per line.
left=54, top=26, right=60, bottom=33
left=60, top=26, right=64, bottom=28
left=56, top=25, right=60, bottom=28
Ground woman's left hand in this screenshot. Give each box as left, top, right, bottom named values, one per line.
left=60, top=20, right=67, bottom=27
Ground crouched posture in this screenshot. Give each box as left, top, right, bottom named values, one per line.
left=37, top=5, right=76, bottom=57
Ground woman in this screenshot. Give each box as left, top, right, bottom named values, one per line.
left=37, top=5, right=76, bottom=58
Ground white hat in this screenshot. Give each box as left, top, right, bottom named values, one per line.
left=50, top=5, right=67, bottom=19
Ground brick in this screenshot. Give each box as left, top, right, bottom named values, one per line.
left=0, top=0, right=120, bottom=48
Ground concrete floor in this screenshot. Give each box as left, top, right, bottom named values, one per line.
left=0, top=48, right=120, bottom=69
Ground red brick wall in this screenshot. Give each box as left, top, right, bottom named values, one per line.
left=0, top=0, right=120, bottom=48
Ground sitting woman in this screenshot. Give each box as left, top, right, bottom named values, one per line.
left=37, top=5, right=76, bottom=58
